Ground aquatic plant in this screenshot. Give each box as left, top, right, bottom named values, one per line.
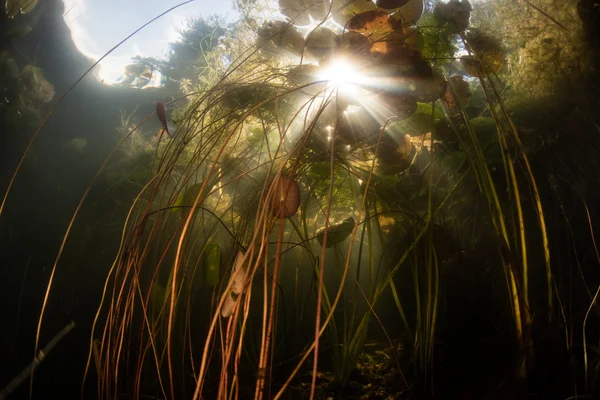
left=3, top=0, right=600, bottom=399
left=4, top=0, right=38, bottom=18
left=0, top=53, right=55, bottom=128
left=470, top=0, right=587, bottom=97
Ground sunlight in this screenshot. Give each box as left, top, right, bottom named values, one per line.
left=318, top=58, right=367, bottom=93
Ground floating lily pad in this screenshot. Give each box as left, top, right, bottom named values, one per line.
left=347, top=10, right=401, bottom=41
left=268, top=174, right=301, bottom=218
left=441, top=151, right=466, bottom=172
left=376, top=0, right=411, bottom=9
left=433, top=0, right=472, bottom=33
left=5, top=0, right=38, bottom=18
left=305, top=27, right=338, bottom=62
left=257, top=20, right=305, bottom=56
left=332, top=0, right=377, bottom=27
left=467, top=117, right=497, bottom=143
left=288, top=64, right=320, bottom=86
left=377, top=133, right=413, bottom=174
left=287, top=64, right=327, bottom=96
left=371, top=47, right=430, bottom=84
left=316, top=216, right=356, bottom=247
left=386, top=0, right=424, bottom=27
left=370, top=26, right=423, bottom=55
left=337, top=104, right=382, bottom=145
left=279, top=0, right=330, bottom=25
left=386, top=112, right=434, bottom=137
left=377, top=92, right=417, bottom=120
left=415, top=102, right=445, bottom=119
left=337, top=31, right=372, bottom=57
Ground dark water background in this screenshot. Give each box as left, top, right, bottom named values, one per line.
left=0, top=1, right=172, bottom=397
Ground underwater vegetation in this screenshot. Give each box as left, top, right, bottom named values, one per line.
left=4, top=0, right=38, bottom=19
left=0, top=52, right=55, bottom=128
left=1, top=0, right=54, bottom=129
left=3, top=0, right=600, bottom=399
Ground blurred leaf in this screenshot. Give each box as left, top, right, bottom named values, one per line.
left=461, top=30, right=505, bottom=77
left=257, top=20, right=305, bottom=56
left=332, top=0, right=377, bottom=27
left=5, top=0, right=38, bottom=18
left=279, top=0, right=330, bottom=25
left=417, top=12, right=457, bottom=67
left=316, top=216, right=356, bottom=247
left=386, top=0, right=424, bottom=27
left=305, top=27, right=338, bottom=61
left=432, top=0, right=472, bottom=33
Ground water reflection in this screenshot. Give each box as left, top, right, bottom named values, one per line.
left=61, top=0, right=235, bottom=88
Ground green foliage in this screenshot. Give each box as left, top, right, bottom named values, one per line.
left=305, top=162, right=357, bottom=210
left=418, top=12, right=458, bottom=66
left=386, top=101, right=444, bottom=137
left=0, top=55, right=54, bottom=128
left=126, top=16, right=228, bottom=90
left=165, top=16, right=228, bottom=83
left=20, top=65, right=55, bottom=103
left=173, top=183, right=204, bottom=217
left=471, top=0, right=587, bottom=97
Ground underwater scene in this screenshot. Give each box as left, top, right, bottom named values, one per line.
left=1, top=0, right=600, bottom=399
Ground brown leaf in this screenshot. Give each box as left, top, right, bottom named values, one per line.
left=442, top=75, right=471, bottom=109
left=338, top=31, right=372, bottom=57
left=269, top=174, right=301, bottom=218
left=347, top=10, right=401, bottom=41
left=370, top=26, right=421, bottom=55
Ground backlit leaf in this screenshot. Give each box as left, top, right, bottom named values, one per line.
left=387, top=0, right=424, bottom=27
left=347, top=10, right=401, bottom=41
left=5, top=0, right=38, bottom=18
left=279, top=0, right=331, bottom=25
left=332, top=0, right=377, bottom=27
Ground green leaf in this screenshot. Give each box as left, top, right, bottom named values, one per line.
left=279, top=0, right=331, bottom=25
left=173, top=183, right=204, bottom=217
left=316, top=216, right=356, bottom=247
left=332, top=0, right=377, bottom=27
left=5, top=0, right=38, bottom=18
